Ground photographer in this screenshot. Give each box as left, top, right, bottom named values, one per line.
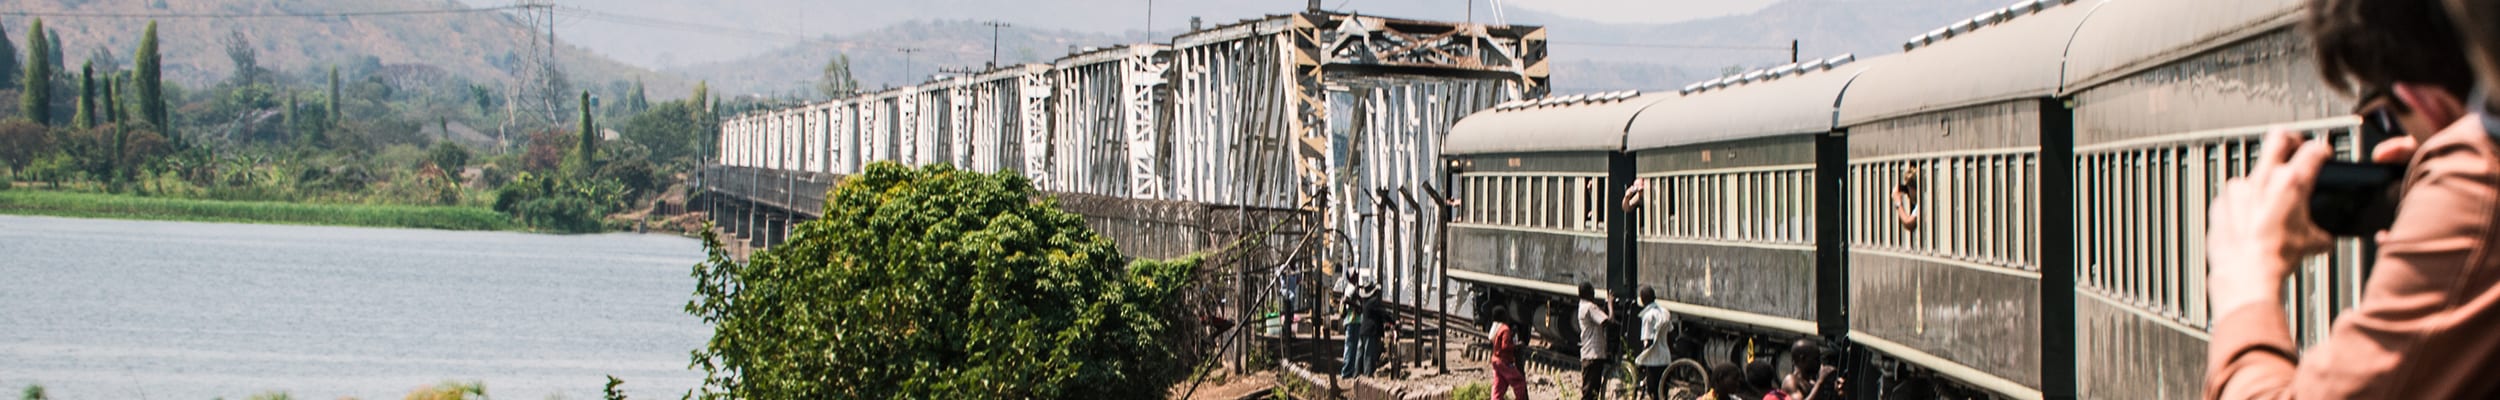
left=2205, top=0, right=2496, bottom=398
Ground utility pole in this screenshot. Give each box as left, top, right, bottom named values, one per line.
left=897, top=47, right=924, bottom=83
left=1792, top=39, right=1800, bottom=63
left=985, top=20, right=1011, bottom=68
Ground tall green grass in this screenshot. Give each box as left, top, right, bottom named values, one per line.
left=0, top=190, right=514, bottom=231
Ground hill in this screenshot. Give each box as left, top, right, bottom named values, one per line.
left=666, top=20, right=1130, bottom=99
left=670, top=0, right=2013, bottom=97
left=3, top=0, right=690, bottom=98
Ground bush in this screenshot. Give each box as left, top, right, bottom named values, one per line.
left=515, top=195, right=600, bottom=233
left=428, top=140, right=472, bottom=171
left=1451, top=383, right=1490, bottom=400
left=687, top=162, right=1199, bottom=399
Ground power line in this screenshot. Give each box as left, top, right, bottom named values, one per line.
left=0, top=5, right=543, bottom=19
left=554, top=5, right=802, bottom=42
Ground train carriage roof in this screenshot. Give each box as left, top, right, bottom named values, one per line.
left=1443, top=91, right=1662, bottom=155
left=2058, top=0, right=2303, bottom=94
left=1837, top=0, right=2102, bottom=126
left=1626, top=54, right=1883, bottom=150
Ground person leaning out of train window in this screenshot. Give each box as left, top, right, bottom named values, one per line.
left=1891, top=167, right=1920, bottom=231
left=1634, top=286, right=1677, bottom=400
left=2204, top=0, right=2498, bottom=398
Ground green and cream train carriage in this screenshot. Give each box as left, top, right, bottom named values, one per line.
left=1441, top=0, right=2376, bottom=397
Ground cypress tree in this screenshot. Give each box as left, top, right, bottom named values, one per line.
left=134, top=22, right=165, bottom=135
left=99, top=71, right=117, bottom=124
left=74, top=62, right=92, bottom=128
left=44, top=30, right=61, bottom=73
left=0, top=21, right=18, bottom=92
left=20, top=19, right=48, bottom=126
left=575, top=91, right=597, bottom=171
left=327, top=65, right=341, bottom=123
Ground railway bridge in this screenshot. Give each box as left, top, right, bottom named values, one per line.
left=694, top=9, right=1549, bottom=378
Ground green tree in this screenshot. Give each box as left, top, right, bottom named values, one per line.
left=327, top=65, right=341, bottom=124
left=43, top=30, right=60, bottom=73
left=134, top=22, right=165, bottom=135
left=604, top=375, right=628, bottom=400
left=618, top=100, right=702, bottom=164
left=818, top=53, right=858, bottom=98
left=429, top=140, right=471, bottom=170
left=99, top=70, right=117, bottom=124
left=687, top=162, right=1198, bottom=399
left=0, top=21, right=18, bottom=92
left=571, top=91, right=597, bottom=175
left=19, top=19, right=47, bottom=126
left=74, top=62, right=92, bottom=128
left=0, top=119, right=51, bottom=177
left=20, top=384, right=44, bottom=400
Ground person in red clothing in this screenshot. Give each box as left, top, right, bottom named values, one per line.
left=1488, top=306, right=1529, bottom=400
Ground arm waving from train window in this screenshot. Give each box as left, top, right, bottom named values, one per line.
left=1890, top=167, right=1920, bottom=231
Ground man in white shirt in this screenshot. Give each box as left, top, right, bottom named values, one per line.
left=1635, top=286, right=1676, bottom=400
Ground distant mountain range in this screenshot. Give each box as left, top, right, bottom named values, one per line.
left=666, top=0, right=2011, bottom=97
left=1, top=0, right=2014, bottom=104
left=4, top=0, right=690, bottom=98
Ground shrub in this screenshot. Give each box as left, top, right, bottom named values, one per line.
left=687, top=162, right=1199, bottom=399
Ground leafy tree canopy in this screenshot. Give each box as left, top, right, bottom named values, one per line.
left=688, top=162, right=1197, bottom=399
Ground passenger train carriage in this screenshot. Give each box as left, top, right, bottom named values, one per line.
left=712, top=0, right=2377, bottom=398
left=1444, top=0, right=2371, bottom=398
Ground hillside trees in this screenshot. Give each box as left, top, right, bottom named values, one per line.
left=567, top=91, right=597, bottom=176
left=135, top=21, right=164, bottom=134
left=0, top=21, right=17, bottom=92
left=818, top=53, right=857, bottom=98
left=688, top=162, right=1199, bottom=399
left=20, top=19, right=48, bottom=126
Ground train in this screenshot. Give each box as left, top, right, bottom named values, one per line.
left=1443, top=0, right=2373, bottom=398
left=712, top=0, right=2379, bottom=398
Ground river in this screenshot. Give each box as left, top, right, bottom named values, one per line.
left=0, top=215, right=710, bottom=399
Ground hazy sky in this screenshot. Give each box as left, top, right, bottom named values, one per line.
left=456, top=0, right=1781, bottom=68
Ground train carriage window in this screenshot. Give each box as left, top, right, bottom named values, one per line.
left=2159, top=148, right=2178, bottom=315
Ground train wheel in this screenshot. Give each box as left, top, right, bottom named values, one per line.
left=1665, top=358, right=1708, bottom=400
left=1702, top=337, right=1743, bottom=373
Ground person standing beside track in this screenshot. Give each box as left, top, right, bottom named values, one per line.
left=1577, top=282, right=1616, bottom=400
left=1489, top=306, right=1531, bottom=400
left=1634, top=287, right=1675, bottom=400
left=2204, top=0, right=2499, bottom=398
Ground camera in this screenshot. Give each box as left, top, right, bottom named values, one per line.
left=2305, top=110, right=2406, bottom=236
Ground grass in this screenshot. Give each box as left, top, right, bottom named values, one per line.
left=0, top=189, right=516, bottom=231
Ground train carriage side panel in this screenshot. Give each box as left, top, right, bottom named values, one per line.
left=1443, top=94, right=1652, bottom=332
left=1623, top=55, right=1878, bottom=337
left=2056, top=0, right=2354, bottom=398
left=1835, top=1, right=2102, bottom=398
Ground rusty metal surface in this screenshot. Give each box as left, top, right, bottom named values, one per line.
left=1850, top=251, right=2043, bottom=390
left=1634, top=135, right=1818, bottom=173
left=2075, top=293, right=2205, bottom=400
left=1847, top=100, right=2046, bottom=158
left=2070, top=30, right=2343, bottom=146
left=1447, top=225, right=1606, bottom=292
left=2060, top=0, right=2303, bottom=93
left=1638, top=241, right=1815, bottom=322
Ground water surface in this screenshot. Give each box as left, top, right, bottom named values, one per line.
left=0, top=215, right=709, bottom=399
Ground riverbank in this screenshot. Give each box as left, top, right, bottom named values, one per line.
left=0, top=190, right=515, bottom=231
